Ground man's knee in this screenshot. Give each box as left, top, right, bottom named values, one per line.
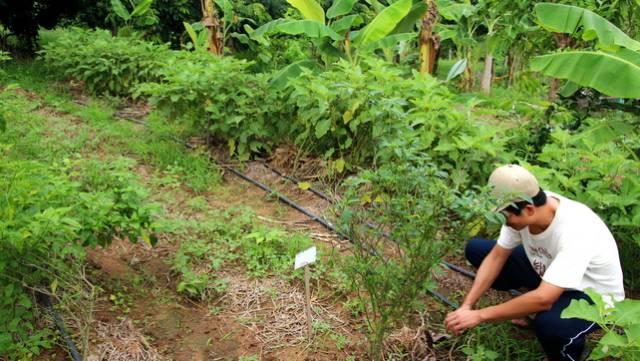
left=464, top=237, right=493, bottom=268
left=534, top=309, right=596, bottom=360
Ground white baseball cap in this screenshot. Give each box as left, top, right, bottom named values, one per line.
left=488, top=164, right=540, bottom=211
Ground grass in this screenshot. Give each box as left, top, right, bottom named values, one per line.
left=2, top=59, right=220, bottom=193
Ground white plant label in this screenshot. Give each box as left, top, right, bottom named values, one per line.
left=294, top=246, right=317, bottom=270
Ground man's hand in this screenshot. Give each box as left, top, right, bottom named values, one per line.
left=445, top=305, right=483, bottom=335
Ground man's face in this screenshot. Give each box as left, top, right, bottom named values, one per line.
left=501, top=206, right=534, bottom=231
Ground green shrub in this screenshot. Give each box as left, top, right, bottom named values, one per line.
left=527, top=117, right=640, bottom=290
left=337, top=154, right=493, bottom=359
left=562, top=289, right=640, bottom=360
left=39, top=27, right=169, bottom=96
left=285, top=58, right=511, bottom=178
left=136, top=51, right=286, bottom=159
left=170, top=208, right=312, bottom=299
left=0, top=156, right=158, bottom=358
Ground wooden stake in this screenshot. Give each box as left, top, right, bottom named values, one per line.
left=304, top=266, right=312, bottom=339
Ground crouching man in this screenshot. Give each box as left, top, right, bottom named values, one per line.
left=445, top=164, right=624, bottom=361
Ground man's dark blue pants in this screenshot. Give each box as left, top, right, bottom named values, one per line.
left=465, top=237, right=598, bottom=361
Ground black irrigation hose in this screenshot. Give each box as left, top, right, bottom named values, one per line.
left=260, top=161, right=334, bottom=203
left=39, top=293, right=83, bottom=361
left=122, top=117, right=460, bottom=308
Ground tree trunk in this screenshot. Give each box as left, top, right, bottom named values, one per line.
left=549, top=33, right=572, bottom=100
left=201, top=0, right=223, bottom=55
left=481, top=54, right=493, bottom=95
left=419, top=0, right=439, bottom=75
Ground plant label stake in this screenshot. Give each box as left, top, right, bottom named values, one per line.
left=294, top=246, right=317, bottom=339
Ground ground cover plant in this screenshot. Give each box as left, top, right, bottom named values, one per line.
left=0, top=92, right=159, bottom=358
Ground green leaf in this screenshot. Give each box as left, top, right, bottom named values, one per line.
left=315, top=118, right=331, bottom=138
left=530, top=50, right=640, bottom=98
left=359, top=32, right=416, bottom=52
left=298, top=182, right=312, bottom=190
left=214, top=0, right=234, bottom=19
left=446, top=58, right=467, bottom=82
left=558, top=81, right=581, bottom=97
left=600, top=330, right=627, bottom=347
left=327, top=0, right=357, bottom=19
left=251, top=19, right=289, bottom=38
left=269, top=60, right=318, bottom=89
left=330, top=14, right=363, bottom=34
left=561, top=298, right=602, bottom=323
left=111, top=0, right=132, bottom=21
left=277, top=20, right=343, bottom=41
left=392, top=1, right=427, bottom=34
left=437, top=2, right=476, bottom=22
left=130, top=0, right=153, bottom=17
left=0, top=113, right=5, bottom=132
left=355, top=0, right=412, bottom=46
left=335, top=158, right=345, bottom=173
left=286, top=0, right=326, bottom=24
left=183, top=22, right=200, bottom=50
left=534, top=3, right=640, bottom=52
left=625, top=324, right=640, bottom=343
left=611, top=299, right=640, bottom=327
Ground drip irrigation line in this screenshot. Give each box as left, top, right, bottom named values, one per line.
left=39, top=293, right=83, bottom=361
left=259, top=161, right=333, bottom=203
left=120, top=117, right=459, bottom=308
left=258, top=163, right=526, bottom=298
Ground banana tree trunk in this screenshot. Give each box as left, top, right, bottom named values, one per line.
left=461, top=48, right=474, bottom=91
left=549, top=33, right=572, bottom=100
left=202, top=0, right=223, bottom=55
left=481, top=53, right=493, bottom=95
left=419, top=0, right=440, bottom=74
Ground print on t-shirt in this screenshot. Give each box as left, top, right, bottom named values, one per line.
left=528, top=246, right=552, bottom=276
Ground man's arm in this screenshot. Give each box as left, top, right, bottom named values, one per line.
left=478, top=281, right=564, bottom=321
left=461, top=244, right=512, bottom=308
left=445, top=281, right=565, bottom=334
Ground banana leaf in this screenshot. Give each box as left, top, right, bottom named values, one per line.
left=270, top=60, right=318, bottom=89
left=287, top=0, right=325, bottom=24
left=277, top=20, right=343, bottom=41
left=534, top=3, right=640, bottom=52
left=530, top=49, right=640, bottom=99
left=327, top=0, right=357, bottom=19
left=251, top=19, right=289, bottom=38
left=330, top=14, right=363, bottom=34
left=355, top=0, right=412, bottom=46
left=359, top=32, right=416, bottom=52
left=110, top=0, right=131, bottom=21
left=214, top=0, right=234, bottom=23
left=130, top=0, right=153, bottom=17
left=446, top=58, right=467, bottom=82
left=392, top=1, right=427, bottom=34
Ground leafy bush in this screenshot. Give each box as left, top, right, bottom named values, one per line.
left=338, top=154, right=492, bottom=359
left=136, top=51, right=286, bottom=158
left=562, top=289, right=640, bottom=360
left=171, top=208, right=312, bottom=299
left=40, top=27, right=169, bottom=96
left=0, top=156, right=158, bottom=358
left=285, top=58, right=511, bottom=178
left=527, top=117, right=640, bottom=289
left=242, top=227, right=312, bottom=277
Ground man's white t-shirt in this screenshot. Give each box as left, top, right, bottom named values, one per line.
left=497, top=191, right=625, bottom=301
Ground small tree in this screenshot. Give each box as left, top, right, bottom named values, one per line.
left=339, top=156, right=487, bottom=359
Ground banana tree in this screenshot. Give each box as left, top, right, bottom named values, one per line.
left=108, top=0, right=158, bottom=36
left=436, top=0, right=481, bottom=90
left=419, top=0, right=439, bottom=74
left=201, top=0, right=224, bottom=54
left=250, top=0, right=415, bottom=64
left=530, top=3, right=640, bottom=99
